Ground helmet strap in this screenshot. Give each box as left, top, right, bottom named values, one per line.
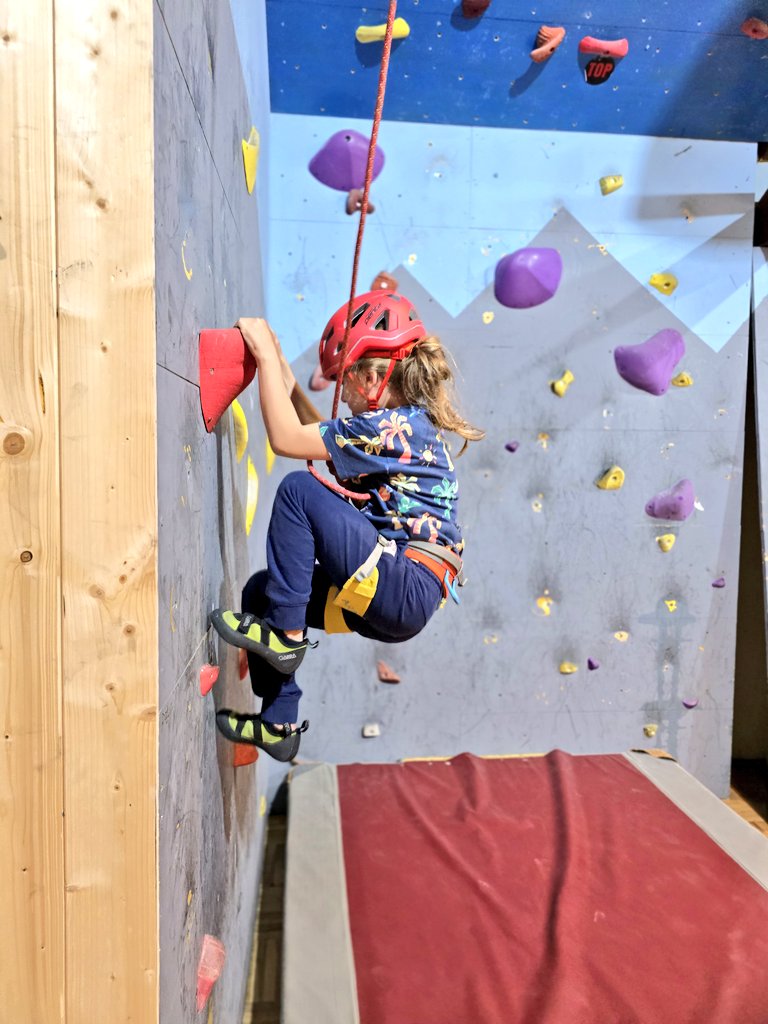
left=368, top=358, right=397, bottom=411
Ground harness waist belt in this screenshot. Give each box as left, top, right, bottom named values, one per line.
left=404, top=542, right=465, bottom=603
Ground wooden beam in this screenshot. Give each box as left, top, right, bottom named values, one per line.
left=54, top=1, right=158, bottom=1020
left=0, top=1, right=65, bottom=1019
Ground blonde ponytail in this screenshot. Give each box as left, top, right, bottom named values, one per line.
left=349, top=337, right=485, bottom=453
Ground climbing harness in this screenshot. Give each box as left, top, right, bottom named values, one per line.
left=308, top=0, right=399, bottom=501
left=323, top=536, right=465, bottom=634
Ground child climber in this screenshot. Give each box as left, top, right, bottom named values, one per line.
left=210, top=290, right=484, bottom=761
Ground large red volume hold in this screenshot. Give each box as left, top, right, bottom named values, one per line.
left=199, top=328, right=257, bottom=432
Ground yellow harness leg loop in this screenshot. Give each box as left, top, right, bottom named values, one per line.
left=332, top=535, right=396, bottom=619
left=324, top=586, right=353, bottom=634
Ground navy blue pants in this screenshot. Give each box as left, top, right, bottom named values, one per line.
left=242, top=470, right=444, bottom=723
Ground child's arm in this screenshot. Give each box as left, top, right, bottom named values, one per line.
left=237, top=318, right=330, bottom=460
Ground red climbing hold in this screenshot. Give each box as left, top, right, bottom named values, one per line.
left=233, top=743, right=259, bottom=767
left=461, top=0, right=491, bottom=17
left=371, top=270, right=399, bottom=291
left=578, top=36, right=629, bottom=58
left=199, top=664, right=220, bottom=696
left=741, top=17, right=768, bottom=39
left=309, top=363, right=332, bottom=391
left=196, top=935, right=226, bottom=1012
left=239, top=648, right=249, bottom=680
left=199, top=329, right=257, bottom=432
left=377, top=660, right=401, bottom=683
left=346, top=188, right=376, bottom=215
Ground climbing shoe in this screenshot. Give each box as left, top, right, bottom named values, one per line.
left=209, top=610, right=317, bottom=674
left=215, top=709, right=309, bottom=763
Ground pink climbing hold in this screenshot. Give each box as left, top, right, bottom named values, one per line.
left=613, top=329, right=685, bottom=396
left=494, top=248, right=563, bottom=309
left=741, top=17, right=768, bottom=39
left=309, top=363, right=332, bottom=391
left=578, top=36, right=629, bottom=58
left=712, top=577, right=726, bottom=588
left=682, top=697, right=699, bottom=709
left=309, top=130, right=385, bottom=191
left=645, top=479, right=695, bottom=522
left=199, top=664, right=220, bottom=697
left=587, top=658, right=600, bottom=671
left=196, top=935, right=226, bottom=1012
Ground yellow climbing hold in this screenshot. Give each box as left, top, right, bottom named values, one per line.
left=537, top=432, right=550, bottom=449
left=531, top=494, right=544, bottom=513
left=671, top=372, right=693, bottom=388
left=614, top=631, right=629, bottom=643
left=551, top=369, right=574, bottom=397
left=649, top=272, right=678, bottom=295
left=232, top=399, right=248, bottom=463
left=596, top=465, right=625, bottom=491
left=356, top=16, right=411, bottom=43
left=181, top=237, right=193, bottom=281
left=259, top=795, right=267, bottom=817
left=643, top=723, right=658, bottom=738
left=536, top=595, right=553, bottom=616
left=245, top=456, right=259, bottom=536
left=241, top=126, right=260, bottom=195
left=665, top=599, right=677, bottom=613
left=265, top=438, right=276, bottom=474
left=559, top=662, right=578, bottom=675
left=482, top=311, right=495, bottom=324
left=599, top=174, right=624, bottom=195
left=656, top=534, right=676, bottom=553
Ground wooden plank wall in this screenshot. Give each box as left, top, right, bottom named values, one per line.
left=55, top=1, right=158, bottom=1021
left=154, top=0, right=273, bottom=1018
left=0, top=2, right=65, bottom=1019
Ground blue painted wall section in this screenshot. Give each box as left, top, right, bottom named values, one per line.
left=265, top=114, right=757, bottom=795
left=266, top=0, right=768, bottom=142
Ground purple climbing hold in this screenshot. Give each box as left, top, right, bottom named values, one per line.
left=587, top=658, right=600, bottom=671
left=309, top=130, right=385, bottom=191
left=645, top=479, right=695, bottom=522
left=711, top=577, right=726, bottom=588
left=494, top=248, right=563, bottom=309
left=613, top=329, right=685, bottom=396
left=682, top=697, right=699, bottom=709
left=505, top=441, right=520, bottom=453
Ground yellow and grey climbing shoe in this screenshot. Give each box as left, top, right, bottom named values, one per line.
left=209, top=610, right=317, bottom=674
left=215, top=709, right=309, bottom=763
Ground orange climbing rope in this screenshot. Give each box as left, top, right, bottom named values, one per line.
left=308, top=0, right=398, bottom=501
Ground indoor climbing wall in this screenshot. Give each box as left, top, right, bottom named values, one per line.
left=154, top=0, right=274, bottom=1018
left=266, top=115, right=757, bottom=796
left=265, top=0, right=768, bottom=142
left=753, top=246, right=768, bottom=750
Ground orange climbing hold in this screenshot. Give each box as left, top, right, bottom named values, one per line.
left=239, top=648, right=249, bottom=680
left=530, top=25, right=566, bottom=62
left=578, top=36, right=629, bottom=58
left=196, top=935, right=226, bottom=1012
left=346, top=188, right=376, bottom=215
left=741, top=17, right=768, bottom=39
left=199, top=329, right=256, bottom=432
left=371, top=270, right=398, bottom=291
left=377, top=660, right=401, bottom=683
left=233, top=743, right=259, bottom=767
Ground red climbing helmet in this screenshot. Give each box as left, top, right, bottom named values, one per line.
left=318, top=290, right=426, bottom=381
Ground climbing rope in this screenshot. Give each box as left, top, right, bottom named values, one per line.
left=308, top=0, right=398, bottom=501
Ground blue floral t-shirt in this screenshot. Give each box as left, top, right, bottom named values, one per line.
left=320, top=405, right=464, bottom=553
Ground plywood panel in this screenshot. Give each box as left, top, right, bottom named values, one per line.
left=0, top=2, right=64, bottom=1020
left=54, top=2, right=158, bottom=1020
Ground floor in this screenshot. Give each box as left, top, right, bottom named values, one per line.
left=241, top=758, right=768, bottom=1024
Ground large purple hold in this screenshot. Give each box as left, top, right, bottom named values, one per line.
left=614, top=329, right=685, bottom=396
left=494, top=248, right=563, bottom=309
left=308, top=130, right=385, bottom=191
left=645, top=479, right=695, bottom=521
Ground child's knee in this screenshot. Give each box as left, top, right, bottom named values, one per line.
left=242, top=570, right=269, bottom=615
left=276, top=469, right=318, bottom=503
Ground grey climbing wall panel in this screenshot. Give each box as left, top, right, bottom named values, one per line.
left=154, top=0, right=271, bottom=1019
left=751, top=247, right=768, bottom=758
left=288, top=208, right=750, bottom=797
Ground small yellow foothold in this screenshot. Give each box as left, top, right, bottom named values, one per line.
left=614, top=631, right=629, bottom=643
left=407, top=253, right=417, bottom=265
left=599, top=174, right=624, bottom=195
left=483, top=633, right=499, bottom=645
left=531, top=494, right=544, bottom=513
left=559, top=661, right=578, bottom=675
left=187, top=889, right=193, bottom=906
left=181, top=237, right=193, bottom=281
left=259, top=795, right=267, bottom=817
left=537, top=432, right=550, bottom=449
left=241, top=126, right=260, bottom=194
left=643, top=723, right=658, bottom=738
left=649, top=272, right=678, bottom=295
left=536, top=595, right=553, bottom=616
left=482, top=311, right=495, bottom=324
left=355, top=16, right=410, bottom=43
left=671, top=372, right=693, bottom=388
left=656, top=534, right=676, bottom=552
left=265, top=438, right=276, bottom=475
left=596, top=465, right=625, bottom=491
left=232, top=399, right=248, bottom=463
left=665, top=599, right=677, bottom=612
left=551, top=369, right=574, bottom=397
left=245, top=456, right=259, bottom=536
